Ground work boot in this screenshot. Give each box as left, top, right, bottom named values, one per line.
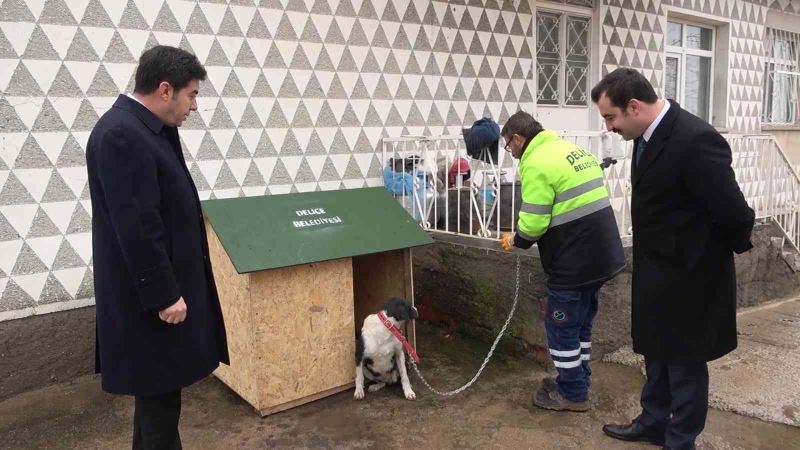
left=534, top=376, right=557, bottom=398
left=533, top=387, right=589, bottom=412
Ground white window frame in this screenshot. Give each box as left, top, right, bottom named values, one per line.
left=535, top=5, right=593, bottom=108
left=665, top=18, right=715, bottom=123
left=762, top=27, right=800, bottom=125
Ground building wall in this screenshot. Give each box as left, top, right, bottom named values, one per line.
left=0, top=0, right=538, bottom=319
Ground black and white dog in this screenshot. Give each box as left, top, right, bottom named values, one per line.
left=354, top=298, right=418, bottom=400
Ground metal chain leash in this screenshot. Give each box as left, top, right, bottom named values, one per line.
left=408, top=253, right=521, bottom=396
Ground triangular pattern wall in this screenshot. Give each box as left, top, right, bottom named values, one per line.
left=0, top=0, right=537, bottom=314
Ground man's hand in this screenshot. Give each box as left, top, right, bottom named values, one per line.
left=159, top=297, right=187, bottom=324
left=500, top=233, right=515, bottom=251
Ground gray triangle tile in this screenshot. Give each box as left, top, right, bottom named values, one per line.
left=426, top=103, right=445, bottom=126
left=221, top=71, right=248, bottom=97
left=371, top=23, right=392, bottom=48
left=234, top=41, right=260, bottom=68
left=394, top=78, right=413, bottom=99
left=360, top=103, right=382, bottom=126
left=509, top=16, right=525, bottom=36
left=326, top=74, right=348, bottom=99
left=219, top=7, right=244, bottom=37
left=502, top=37, right=518, bottom=57
left=21, top=25, right=60, bottom=60
left=196, top=131, right=224, bottom=160
left=431, top=29, right=450, bottom=53
left=0, top=0, right=35, bottom=21
left=48, top=64, right=85, bottom=98
left=328, top=128, right=350, bottom=154
left=38, top=272, right=72, bottom=304
left=182, top=107, right=207, bottom=129
left=313, top=46, right=336, bottom=71
left=310, top=0, right=332, bottom=14
left=152, top=2, right=182, bottom=32
left=445, top=104, right=462, bottom=126
left=402, top=1, right=422, bottom=23
left=103, top=31, right=136, bottom=63
left=278, top=74, right=302, bottom=98
left=186, top=3, right=214, bottom=34
left=365, top=154, right=383, bottom=178
left=0, top=211, right=20, bottom=241
left=39, top=0, right=78, bottom=25
left=64, top=28, right=99, bottom=61
left=266, top=102, right=290, bottom=127
left=339, top=104, right=360, bottom=126
left=350, top=76, right=370, bottom=99
left=381, top=1, right=401, bottom=22
left=275, top=12, right=299, bottom=40
left=280, top=130, right=303, bottom=155
left=32, top=99, right=69, bottom=132
left=214, top=162, right=240, bottom=189
left=342, top=155, right=364, bottom=180
left=290, top=46, right=313, bottom=70
left=284, top=0, right=307, bottom=12
left=302, top=73, right=326, bottom=98
left=382, top=51, right=402, bottom=74
left=85, top=64, right=121, bottom=96
left=264, top=41, right=287, bottom=68
left=305, top=131, right=327, bottom=155
left=434, top=80, right=451, bottom=100
left=357, top=0, right=378, bottom=18
left=225, top=132, right=251, bottom=159
left=353, top=130, right=373, bottom=153
left=80, top=0, right=114, bottom=27
left=346, top=19, right=370, bottom=46
left=205, top=38, right=232, bottom=66
left=393, top=26, right=413, bottom=50
left=189, top=163, right=212, bottom=190
left=441, top=5, right=458, bottom=28
left=1, top=173, right=36, bottom=205
left=118, top=0, right=149, bottom=30
left=242, top=160, right=265, bottom=187
left=385, top=105, right=404, bottom=126
left=337, top=47, right=359, bottom=72
left=12, top=243, right=49, bottom=275
left=269, top=159, right=293, bottom=184
left=291, top=102, right=315, bottom=128
left=335, top=0, right=357, bottom=16
left=75, top=267, right=94, bottom=299
left=299, top=16, right=322, bottom=42
left=294, top=158, right=317, bottom=183
left=68, top=96, right=98, bottom=129
left=253, top=130, right=278, bottom=157
left=6, top=62, right=44, bottom=96
left=315, top=101, right=339, bottom=127
left=371, top=75, right=393, bottom=99
left=251, top=71, right=274, bottom=96
left=0, top=279, right=36, bottom=311
left=238, top=101, right=263, bottom=128
left=325, top=17, right=347, bottom=45
left=0, top=26, right=17, bottom=58
left=319, top=157, right=341, bottom=181
left=14, top=134, right=53, bottom=169
left=247, top=10, right=271, bottom=39
left=41, top=170, right=79, bottom=202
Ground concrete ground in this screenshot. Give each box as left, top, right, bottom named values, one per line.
left=1, top=322, right=799, bottom=450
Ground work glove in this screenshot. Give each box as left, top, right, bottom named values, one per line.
left=500, top=233, right=514, bottom=251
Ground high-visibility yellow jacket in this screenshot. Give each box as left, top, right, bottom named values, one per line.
left=514, top=130, right=625, bottom=289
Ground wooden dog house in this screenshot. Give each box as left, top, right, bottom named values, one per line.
left=202, top=187, right=432, bottom=416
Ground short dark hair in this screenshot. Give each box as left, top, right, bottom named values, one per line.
left=590, top=68, right=658, bottom=109
left=501, top=111, right=544, bottom=141
left=134, top=45, right=206, bottom=94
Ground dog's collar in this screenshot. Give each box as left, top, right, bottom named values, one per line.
left=377, top=311, right=420, bottom=363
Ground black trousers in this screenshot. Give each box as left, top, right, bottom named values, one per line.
left=133, top=390, right=182, bottom=450
left=636, top=358, right=709, bottom=450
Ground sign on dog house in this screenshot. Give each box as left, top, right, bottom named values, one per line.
left=202, top=187, right=433, bottom=416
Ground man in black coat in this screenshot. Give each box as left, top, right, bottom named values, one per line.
left=87, top=45, right=229, bottom=450
left=591, top=68, right=755, bottom=450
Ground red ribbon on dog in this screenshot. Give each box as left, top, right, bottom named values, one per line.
left=377, top=311, right=420, bottom=363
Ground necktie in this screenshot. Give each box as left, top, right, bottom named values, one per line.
left=636, top=137, right=647, bottom=165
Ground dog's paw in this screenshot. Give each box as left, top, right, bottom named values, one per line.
left=354, top=388, right=365, bottom=400
left=404, top=389, right=416, bottom=400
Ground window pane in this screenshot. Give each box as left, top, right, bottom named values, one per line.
left=684, top=55, right=711, bottom=121
left=566, top=16, right=589, bottom=61
left=686, top=25, right=713, bottom=50
left=667, top=21, right=682, bottom=47
left=537, top=12, right=561, bottom=104
left=665, top=57, right=679, bottom=100
left=565, top=16, right=590, bottom=106
left=565, top=62, right=589, bottom=105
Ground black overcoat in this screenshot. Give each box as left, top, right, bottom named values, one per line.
left=87, top=95, right=229, bottom=396
left=631, top=100, right=755, bottom=362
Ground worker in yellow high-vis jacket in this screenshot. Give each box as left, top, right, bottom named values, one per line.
left=499, top=111, right=625, bottom=412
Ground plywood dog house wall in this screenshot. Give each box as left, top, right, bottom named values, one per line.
left=203, top=188, right=431, bottom=416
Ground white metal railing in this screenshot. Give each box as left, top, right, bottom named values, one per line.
left=382, top=132, right=800, bottom=252
left=381, top=131, right=632, bottom=241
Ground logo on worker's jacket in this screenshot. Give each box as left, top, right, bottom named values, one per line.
left=552, top=310, right=567, bottom=322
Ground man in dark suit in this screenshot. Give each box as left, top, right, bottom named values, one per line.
left=590, top=68, right=755, bottom=450
left=87, top=46, right=229, bottom=450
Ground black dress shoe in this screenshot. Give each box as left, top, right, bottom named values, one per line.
left=602, top=420, right=665, bottom=446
